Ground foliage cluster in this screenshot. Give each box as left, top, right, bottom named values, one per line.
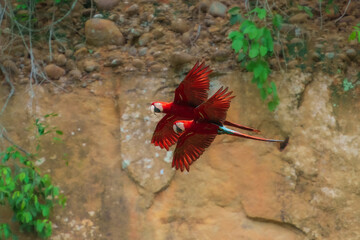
left=228, top=7, right=282, bottom=111
left=0, top=114, right=66, bottom=239
left=349, top=23, right=360, bottom=43
left=228, top=2, right=359, bottom=111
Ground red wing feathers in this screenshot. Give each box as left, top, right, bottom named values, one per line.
left=172, top=131, right=217, bottom=172
left=174, top=61, right=212, bottom=107
left=151, top=114, right=182, bottom=150
left=195, top=87, right=235, bottom=124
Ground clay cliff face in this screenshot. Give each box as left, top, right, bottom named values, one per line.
left=1, top=0, right=360, bottom=239
left=1, top=69, right=359, bottom=240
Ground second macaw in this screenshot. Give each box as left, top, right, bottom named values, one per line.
left=172, top=87, right=286, bottom=172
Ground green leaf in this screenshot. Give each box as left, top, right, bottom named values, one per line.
left=348, top=31, right=356, bottom=41
left=53, top=137, right=62, bottom=142
left=263, top=29, right=274, bottom=52
left=230, top=14, right=243, bottom=25
left=271, top=82, right=278, bottom=97
left=256, top=8, right=266, bottom=20
left=260, top=45, right=268, bottom=56
left=21, top=211, right=32, bottom=223
left=44, top=221, right=52, bottom=237
left=268, top=100, right=278, bottom=111
left=21, top=200, right=26, bottom=210
left=232, top=38, right=244, bottom=53
left=246, top=60, right=257, bottom=72
left=18, top=172, right=26, bottom=182
left=238, top=52, right=246, bottom=62
left=37, top=124, right=45, bottom=136
left=36, top=220, right=45, bottom=233
left=249, top=7, right=266, bottom=20
left=53, top=186, right=59, bottom=196
left=297, top=5, right=313, bottom=18
left=242, top=40, right=249, bottom=53
left=268, top=95, right=279, bottom=111
left=249, top=42, right=259, bottom=58
left=41, top=174, right=51, bottom=186
left=58, top=194, right=67, bottom=207
left=228, top=31, right=242, bottom=40
left=2, top=153, right=10, bottom=163
left=260, top=88, right=268, bottom=100
left=55, top=130, right=63, bottom=135
left=259, top=67, right=270, bottom=84
left=45, top=185, right=53, bottom=197
left=253, top=62, right=264, bottom=79
left=240, top=20, right=254, bottom=32
left=41, top=205, right=50, bottom=217
left=272, top=14, right=283, bottom=29
left=228, top=7, right=240, bottom=15
left=244, top=25, right=258, bottom=40
left=24, top=184, right=32, bottom=193
left=6, top=146, right=15, bottom=152
left=1, top=224, right=11, bottom=238
left=44, top=113, right=58, bottom=118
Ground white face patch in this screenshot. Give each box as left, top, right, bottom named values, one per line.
left=173, top=124, right=178, bottom=133
left=173, top=122, right=185, bottom=134
left=154, top=102, right=163, bottom=112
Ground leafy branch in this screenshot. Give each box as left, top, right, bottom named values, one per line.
left=228, top=7, right=282, bottom=111
left=349, top=23, right=360, bottom=43
left=0, top=115, right=66, bottom=239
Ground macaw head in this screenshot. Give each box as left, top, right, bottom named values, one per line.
left=173, top=120, right=192, bottom=134
left=150, top=102, right=171, bottom=114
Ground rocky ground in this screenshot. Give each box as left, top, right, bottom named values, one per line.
left=0, top=0, right=360, bottom=239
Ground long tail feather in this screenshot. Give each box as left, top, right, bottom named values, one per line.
left=219, top=126, right=284, bottom=143
left=223, top=120, right=261, bottom=133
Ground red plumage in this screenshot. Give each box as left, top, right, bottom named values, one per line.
left=151, top=61, right=212, bottom=150
left=172, top=87, right=285, bottom=172
left=151, top=62, right=260, bottom=150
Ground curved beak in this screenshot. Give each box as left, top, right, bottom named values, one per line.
left=150, top=105, right=155, bottom=114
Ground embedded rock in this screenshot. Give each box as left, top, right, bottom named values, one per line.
left=169, top=52, right=193, bottom=66
left=94, top=0, right=119, bottom=11
left=209, top=1, right=227, bottom=18
left=289, top=13, right=309, bottom=24
left=126, top=4, right=139, bottom=16
left=85, top=19, right=124, bottom=46
left=171, top=18, right=190, bottom=34
left=44, top=64, right=65, bottom=80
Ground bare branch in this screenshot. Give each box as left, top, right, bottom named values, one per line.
left=0, top=126, right=30, bottom=155
left=190, top=24, right=201, bottom=47
left=0, top=65, right=15, bottom=116
left=335, top=0, right=352, bottom=23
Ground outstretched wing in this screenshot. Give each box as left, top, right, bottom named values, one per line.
left=174, top=61, right=212, bottom=107
left=195, top=87, right=235, bottom=123
left=172, top=131, right=217, bottom=172
left=151, top=114, right=182, bottom=150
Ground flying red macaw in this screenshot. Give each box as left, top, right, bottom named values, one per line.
left=151, top=61, right=260, bottom=150
left=171, top=87, right=287, bottom=172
